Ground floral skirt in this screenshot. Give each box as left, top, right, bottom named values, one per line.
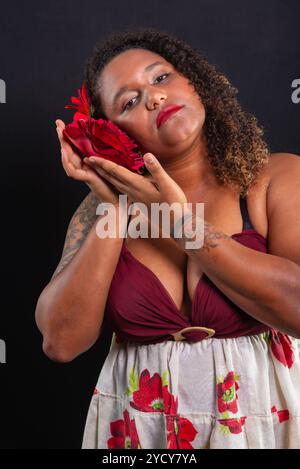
left=81, top=330, right=300, bottom=449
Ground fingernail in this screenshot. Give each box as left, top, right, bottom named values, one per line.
left=144, top=154, right=154, bottom=164
left=89, top=157, right=96, bottom=163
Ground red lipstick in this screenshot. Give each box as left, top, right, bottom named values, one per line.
left=156, top=105, right=184, bottom=128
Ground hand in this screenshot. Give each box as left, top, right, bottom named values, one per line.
left=84, top=153, right=188, bottom=236
left=55, top=119, right=121, bottom=207
left=85, top=153, right=187, bottom=207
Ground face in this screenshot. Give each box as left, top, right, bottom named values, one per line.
left=97, top=49, right=206, bottom=160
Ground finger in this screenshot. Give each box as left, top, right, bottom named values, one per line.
left=55, top=120, right=65, bottom=142
left=61, top=149, right=74, bottom=177
left=142, top=153, right=172, bottom=189
left=90, top=164, right=125, bottom=186
left=56, top=126, right=69, bottom=152
left=61, top=148, right=83, bottom=178
left=57, top=126, right=82, bottom=170
left=61, top=149, right=93, bottom=183
left=56, top=124, right=74, bottom=157
left=88, top=157, right=140, bottom=188
left=83, top=158, right=129, bottom=194
left=55, top=119, right=65, bottom=129
left=88, top=163, right=129, bottom=193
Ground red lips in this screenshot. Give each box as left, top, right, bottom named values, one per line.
left=156, top=105, right=184, bottom=128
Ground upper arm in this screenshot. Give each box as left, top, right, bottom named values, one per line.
left=267, top=152, right=300, bottom=265
left=51, top=191, right=101, bottom=280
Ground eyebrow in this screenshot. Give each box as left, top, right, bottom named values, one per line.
left=112, top=61, right=165, bottom=108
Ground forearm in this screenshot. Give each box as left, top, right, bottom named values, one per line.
left=173, top=212, right=300, bottom=337
left=35, top=207, right=127, bottom=360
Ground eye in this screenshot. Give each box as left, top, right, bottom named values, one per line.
left=122, top=73, right=170, bottom=112
left=155, top=73, right=169, bottom=83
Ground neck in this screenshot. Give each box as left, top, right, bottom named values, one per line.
left=160, top=133, right=217, bottom=197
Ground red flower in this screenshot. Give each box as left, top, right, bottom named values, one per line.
left=218, top=417, right=246, bottom=434
left=107, top=409, right=141, bottom=449
left=162, top=385, right=178, bottom=415
left=130, top=369, right=164, bottom=412
left=271, top=405, right=289, bottom=423
left=162, top=385, right=198, bottom=449
left=277, top=410, right=289, bottom=423
left=217, top=371, right=239, bottom=414
left=166, top=414, right=198, bottom=449
left=63, top=82, right=146, bottom=174
left=63, top=117, right=145, bottom=173
left=129, top=368, right=198, bottom=449
left=269, top=329, right=294, bottom=368
left=65, top=82, right=90, bottom=120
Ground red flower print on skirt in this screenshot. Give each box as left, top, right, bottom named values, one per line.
left=129, top=369, right=165, bottom=412
left=218, top=417, right=247, bottom=435
left=107, top=409, right=141, bottom=449
left=166, top=414, right=198, bottom=449
left=217, top=371, right=240, bottom=414
left=268, top=329, right=294, bottom=368
left=271, top=405, right=290, bottom=423
left=162, top=385, right=198, bottom=449
left=126, top=368, right=198, bottom=449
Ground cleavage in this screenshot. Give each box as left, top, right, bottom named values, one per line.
left=124, top=236, right=192, bottom=316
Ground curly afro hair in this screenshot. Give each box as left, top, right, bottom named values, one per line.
left=84, top=26, right=270, bottom=196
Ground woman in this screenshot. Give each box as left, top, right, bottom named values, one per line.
left=35, top=28, right=300, bottom=449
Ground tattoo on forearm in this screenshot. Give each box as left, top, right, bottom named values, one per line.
left=171, top=211, right=231, bottom=252
left=51, top=192, right=101, bottom=279
left=202, top=222, right=231, bottom=251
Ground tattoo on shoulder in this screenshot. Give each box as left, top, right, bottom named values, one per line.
left=51, top=192, right=101, bottom=279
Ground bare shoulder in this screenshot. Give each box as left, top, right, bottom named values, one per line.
left=51, top=191, right=102, bottom=279
left=265, top=152, right=300, bottom=263
left=267, top=152, right=300, bottom=210
left=249, top=152, right=300, bottom=190
left=268, top=152, right=300, bottom=177
left=249, top=152, right=300, bottom=201
left=246, top=152, right=300, bottom=238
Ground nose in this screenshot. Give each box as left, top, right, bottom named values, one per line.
left=146, top=91, right=167, bottom=110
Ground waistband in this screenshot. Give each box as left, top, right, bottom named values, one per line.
left=114, top=324, right=272, bottom=345
left=169, top=326, right=215, bottom=341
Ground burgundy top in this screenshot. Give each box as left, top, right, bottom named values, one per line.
left=104, top=197, right=271, bottom=344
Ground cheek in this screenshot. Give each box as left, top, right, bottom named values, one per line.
left=190, top=87, right=204, bottom=108
left=117, top=121, right=149, bottom=148
left=197, top=98, right=206, bottom=119
left=182, top=79, right=203, bottom=103
left=128, top=126, right=157, bottom=153
left=110, top=118, right=135, bottom=138
left=190, top=91, right=206, bottom=123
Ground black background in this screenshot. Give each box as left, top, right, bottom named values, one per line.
left=1, top=0, right=299, bottom=449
